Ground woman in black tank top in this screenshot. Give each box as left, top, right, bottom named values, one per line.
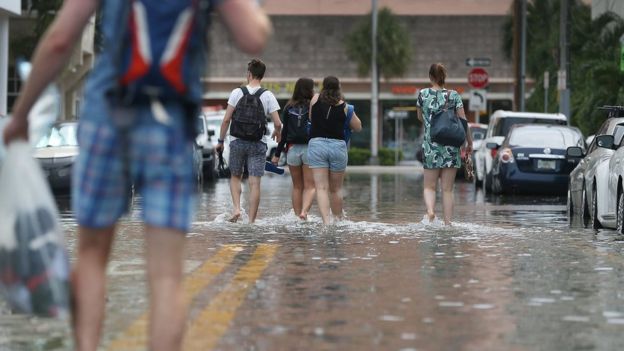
left=307, top=76, right=362, bottom=224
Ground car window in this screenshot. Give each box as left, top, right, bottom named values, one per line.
left=470, top=127, right=486, bottom=140
left=508, top=128, right=582, bottom=148
left=493, top=117, right=566, bottom=137
left=196, top=117, right=206, bottom=134
left=36, top=124, right=78, bottom=148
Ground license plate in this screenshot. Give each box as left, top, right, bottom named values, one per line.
left=537, top=159, right=556, bottom=170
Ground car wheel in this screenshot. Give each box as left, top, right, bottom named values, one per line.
left=581, top=186, right=591, bottom=228
left=617, top=190, right=624, bottom=234
left=492, top=175, right=502, bottom=195
left=474, top=167, right=483, bottom=188
left=590, top=185, right=602, bottom=229
left=482, top=166, right=490, bottom=195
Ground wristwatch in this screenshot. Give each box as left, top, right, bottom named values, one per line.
left=217, top=139, right=225, bottom=144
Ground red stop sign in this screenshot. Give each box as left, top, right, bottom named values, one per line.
left=468, top=68, right=489, bottom=89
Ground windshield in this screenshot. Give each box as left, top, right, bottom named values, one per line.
left=493, top=117, right=566, bottom=137
left=508, top=128, right=583, bottom=148
left=36, top=124, right=78, bottom=148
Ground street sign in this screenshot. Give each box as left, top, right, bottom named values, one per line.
left=465, top=57, right=491, bottom=67
left=469, top=89, right=487, bottom=112
left=387, top=110, right=409, bottom=119
left=468, top=68, right=489, bottom=89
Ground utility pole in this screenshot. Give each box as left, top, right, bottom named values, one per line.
left=512, top=0, right=521, bottom=111
left=519, top=0, right=527, bottom=112
left=559, top=0, right=571, bottom=119
left=370, top=0, right=379, bottom=164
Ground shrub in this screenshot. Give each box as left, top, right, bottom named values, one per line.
left=348, top=147, right=371, bottom=165
left=378, top=147, right=403, bottom=166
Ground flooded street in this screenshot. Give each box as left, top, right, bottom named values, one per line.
left=2, top=169, right=624, bottom=351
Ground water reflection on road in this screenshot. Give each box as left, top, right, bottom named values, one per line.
left=2, top=171, right=624, bottom=350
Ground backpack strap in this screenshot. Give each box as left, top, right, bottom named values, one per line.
left=253, top=88, right=267, bottom=98
left=240, top=86, right=249, bottom=96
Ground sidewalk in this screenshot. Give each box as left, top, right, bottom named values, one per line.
left=347, top=160, right=423, bottom=174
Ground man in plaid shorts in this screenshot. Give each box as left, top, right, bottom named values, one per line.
left=3, top=0, right=271, bottom=350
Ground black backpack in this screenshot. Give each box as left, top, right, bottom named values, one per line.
left=230, top=87, right=267, bottom=141
left=286, top=105, right=310, bottom=144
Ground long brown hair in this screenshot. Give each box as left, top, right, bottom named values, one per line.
left=319, top=76, right=343, bottom=106
left=286, top=78, right=314, bottom=109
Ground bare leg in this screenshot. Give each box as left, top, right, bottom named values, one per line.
left=423, top=169, right=441, bottom=221
left=328, top=171, right=346, bottom=220
left=289, top=165, right=304, bottom=216
left=73, top=226, right=115, bottom=351
left=300, top=164, right=316, bottom=220
left=248, top=176, right=261, bottom=223
left=312, top=168, right=331, bottom=224
left=229, top=174, right=243, bottom=222
left=440, top=167, right=458, bottom=225
left=145, top=226, right=186, bottom=351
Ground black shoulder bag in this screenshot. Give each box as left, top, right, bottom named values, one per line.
left=430, top=90, right=467, bottom=147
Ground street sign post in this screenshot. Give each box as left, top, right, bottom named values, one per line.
left=465, top=57, right=491, bottom=67
left=469, top=89, right=487, bottom=113
left=468, top=68, right=489, bottom=89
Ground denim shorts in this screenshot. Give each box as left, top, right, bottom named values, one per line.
left=72, top=99, right=196, bottom=233
left=286, top=144, right=309, bottom=167
left=307, top=138, right=348, bottom=172
left=229, top=139, right=267, bottom=177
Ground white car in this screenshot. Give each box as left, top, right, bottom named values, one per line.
left=200, top=110, right=279, bottom=169
left=474, top=110, right=568, bottom=193
left=566, top=117, right=624, bottom=228
left=589, top=120, right=624, bottom=232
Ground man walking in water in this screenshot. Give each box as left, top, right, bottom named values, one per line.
left=3, top=0, right=270, bottom=350
left=216, top=59, right=282, bottom=223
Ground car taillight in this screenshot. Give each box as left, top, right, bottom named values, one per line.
left=490, top=148, right=498, bottom=159
left=499, top=148, right=514, bottom=163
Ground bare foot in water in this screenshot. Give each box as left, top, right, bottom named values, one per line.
left=228, top=211, right=241, bottom=223
left=298, top=211, right=308, bottom=221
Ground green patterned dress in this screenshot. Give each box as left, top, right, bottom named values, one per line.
left=416, top=88, right=464, bottom=169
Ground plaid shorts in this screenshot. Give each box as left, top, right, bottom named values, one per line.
left=72, top=102, right=196, bottom=232
left=229, top=139, right=267, bottom=177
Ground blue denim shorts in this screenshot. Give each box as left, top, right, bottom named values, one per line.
left=307, top=138, right=348, bottom=172
left=286, top=144, right=309, bottom=167
left=72, top=98, right=196, bottom=232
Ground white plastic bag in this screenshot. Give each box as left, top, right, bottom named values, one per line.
left=0, top=141, right=70, bottom=318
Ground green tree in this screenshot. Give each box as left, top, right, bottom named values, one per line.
left=10, top=0, right=63, bottom=60
left=346, top=7, right=412, bottom=79
left=502, top=0, right=624, bottom=135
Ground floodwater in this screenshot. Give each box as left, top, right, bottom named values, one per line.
left=2, top=170, right=624, bottom=351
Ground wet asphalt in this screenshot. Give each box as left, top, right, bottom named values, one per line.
left=1, top=169, right=624, bottom=351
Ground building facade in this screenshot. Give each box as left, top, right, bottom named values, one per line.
left=203, top=0, right=518, bottom=150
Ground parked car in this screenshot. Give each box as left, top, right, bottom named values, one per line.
left=196, top=115, right=216, bottom=181
left=474, top=110, right=568, bottom=193
left=34, top=122, right=78, bottom=191
left=488, top=124, right=584, bottom=195
left=566, top=116, right=624, bottom=228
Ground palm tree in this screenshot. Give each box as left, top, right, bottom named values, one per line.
left=502, top=0, right=624, bottom=135
left=346, top=7, right=412, bottom=80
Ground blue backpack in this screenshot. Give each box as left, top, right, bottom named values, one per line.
left=111, top=0, right=210, bottom=106
left=344, top=103, right=355, bottom=144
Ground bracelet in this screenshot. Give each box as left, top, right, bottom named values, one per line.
left=217, top=139, right=224, bottom=144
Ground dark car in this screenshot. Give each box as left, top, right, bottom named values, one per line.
left=488, top=124, right=584, bottom=195
left=196, top=114, right=216, bottom=181
left=34, top=122, right=78, bottom=191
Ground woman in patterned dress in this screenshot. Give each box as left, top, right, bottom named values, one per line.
left=416, top=63, right=472, bottom=225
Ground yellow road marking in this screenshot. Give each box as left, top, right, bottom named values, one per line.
left=107, top=245, right=241, bottom=351
left=183, top=244, right=279, bottom=351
